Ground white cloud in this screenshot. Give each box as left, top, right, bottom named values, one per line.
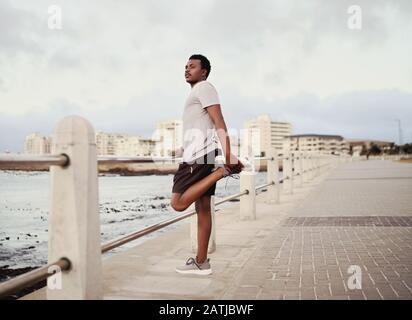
left=0, top=0, right=411, bottom=151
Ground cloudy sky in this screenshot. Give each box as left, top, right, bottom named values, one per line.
left=0, top=0, right=411, bottom=152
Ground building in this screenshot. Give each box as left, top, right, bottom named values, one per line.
left=115, top=135, right=148, bottom=156
left=229, top=132, right=241, bottom=157
left=346, top=139, right=394, bottom=156
left=24, top=133, right=52, bottom=154
left=153, top=120, right=183, bottom=157
left=285, top=134, right=349, bottom=155
left=138, top=139, right=157, bottom=156
left=95, top=132, right=118, bottom=155
left=243, top=114, right=292, bottom=157
left=95, top=132, right=156, bottom=156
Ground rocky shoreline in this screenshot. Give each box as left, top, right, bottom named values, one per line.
left=0, top=162, right=180, bottom=175
left=0, top=266, right=46, bottom=300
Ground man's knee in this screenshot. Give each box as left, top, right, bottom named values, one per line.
left=170, top=198, right=187, bottom=212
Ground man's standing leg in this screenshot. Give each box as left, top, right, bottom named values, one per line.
left=195, top=195, right=212, bottom=264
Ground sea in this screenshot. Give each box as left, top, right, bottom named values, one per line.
left=0, top=170, right=272, bottom=269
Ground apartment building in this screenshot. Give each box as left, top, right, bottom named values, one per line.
left=24, top=133, right=52, bottom=154
left=243, top=114, right=292, bottom=157
left=285, top=134, right=349, bottom=155
left=153, top=120, right=183, bottom=157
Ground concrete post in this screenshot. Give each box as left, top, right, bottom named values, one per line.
left=315, top=153, right=320, bottom=177
left=308, top=152, right=314, bottom=180
left=296, top=151, right=303, bottom=187
left=48, top=115, right=102, bottom=300
left=240, top=171, right=256, bottom=220
left=266, top=147, right=280, bottom=203
left=302, top=152, right=308, bottom=183
left=282, top=152, right=293, bottom=194
left=191, top=196, right=216, bottom=254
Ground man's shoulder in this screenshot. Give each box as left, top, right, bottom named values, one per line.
left=195, top=80, right=217, bottom=89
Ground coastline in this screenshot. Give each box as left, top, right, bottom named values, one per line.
left=0, top=160, right=274, bottom=175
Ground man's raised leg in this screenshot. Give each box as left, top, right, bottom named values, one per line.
left=170, top=167, right=224, bottom=212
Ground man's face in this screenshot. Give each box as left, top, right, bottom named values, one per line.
left=185, top=59, right=206, bottom=84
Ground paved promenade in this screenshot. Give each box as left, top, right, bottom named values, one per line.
left=224, top=159, right=412, bottom=300
left=24, top=159, right=412, bottom=300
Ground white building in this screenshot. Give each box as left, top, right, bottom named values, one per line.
left=95, top=132, right=156, bottom=156
left=95, top=132, right=118, bottom=155
left=243, top=114, right=292, bottom=157
left=137, top=139, right=157, bottom=156
left=285, top=134, right=349, bottom=155
left=229, top=132, right=241, bottom=157
left=153, top=120, right=183, bottom=157
left=24, top=133, right=52, bottom=154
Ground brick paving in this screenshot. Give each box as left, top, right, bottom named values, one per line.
left=227, top=160, right=412, bottom=300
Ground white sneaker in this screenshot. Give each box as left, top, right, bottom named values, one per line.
left=175, top=257, right=212, bottom=275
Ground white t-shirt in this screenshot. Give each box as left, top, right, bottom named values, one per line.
left=182, top=80, right=220, bottom=163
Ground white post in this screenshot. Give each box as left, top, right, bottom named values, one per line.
left=266, top=147, right=280, bottom=203
left=282, top=152, right=293, bottom=194
left=296, top=151, right=303, bottom=187
left=299, top=151, right=305, bottom=186
left=191, top=196, right=216, bottom=254
left=48, top=115, right=102, bottom=300
left=302, top=152, right=308, bottom=183
left=308, top=152, right=314, bottom=180
left=240, top=171, right=256, bottom=220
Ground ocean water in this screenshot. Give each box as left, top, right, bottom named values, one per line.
left=0, top=170, right=271, bottom=269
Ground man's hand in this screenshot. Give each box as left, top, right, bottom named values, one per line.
left=225, top=153, right=244, bottom=173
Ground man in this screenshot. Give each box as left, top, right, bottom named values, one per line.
left=171, top=54, right=243, bottom=275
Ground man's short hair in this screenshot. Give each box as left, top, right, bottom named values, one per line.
left=189, top=54, right=211, bottom=79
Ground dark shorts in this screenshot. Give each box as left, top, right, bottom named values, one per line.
left=172, top=149, right=221, bottom=196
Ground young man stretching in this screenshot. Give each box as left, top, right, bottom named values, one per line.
left=171, top=54, right=243, bottom=275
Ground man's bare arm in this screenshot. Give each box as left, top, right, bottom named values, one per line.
left=206, top=104, right=238, bottom=165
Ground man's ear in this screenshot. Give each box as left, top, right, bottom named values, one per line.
left=201, top=69, right=208, bottom=79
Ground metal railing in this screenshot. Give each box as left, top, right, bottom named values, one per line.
left=0, top=154, right=70, bottom=168
left=0, top=258, right=71, bottom=298
left=0, top=116, right=346, bottom=299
